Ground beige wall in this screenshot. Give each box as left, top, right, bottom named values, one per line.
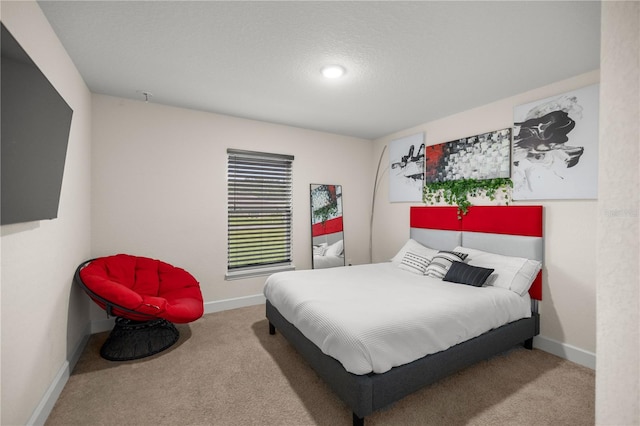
left=596, top=1, right=639, bottom=423
left=372, top=70, right=600, bottom=357
left=4, top=1, right=637, bottom=423
left=0, top=2, right=93, bottom=425
left=91, top=95, right=372, bottom=305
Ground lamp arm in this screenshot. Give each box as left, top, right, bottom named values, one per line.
left=369, top=145, right=387, bottom=263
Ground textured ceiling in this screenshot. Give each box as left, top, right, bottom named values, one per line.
left=37, top=1, right=601, bottom=140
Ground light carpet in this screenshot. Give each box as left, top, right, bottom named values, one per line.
left=46, top=304, right=594, bottom=425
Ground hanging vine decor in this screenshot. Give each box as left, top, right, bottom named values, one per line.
left=423, top=178, right=513, bottom=218
left=311, top=184, right=339, bottom=224
left=313, top=204, right=338, bottom=223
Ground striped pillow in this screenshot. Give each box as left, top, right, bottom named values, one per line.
left=424, top=251, right=468, bottom=279
left=398, top=251, right=431, bottom=275
left=313, top=244, right=328, bottom=256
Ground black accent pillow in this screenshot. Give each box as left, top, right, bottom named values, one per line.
left=443, top=261, right=494, bottom=287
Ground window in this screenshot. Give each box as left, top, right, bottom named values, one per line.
left=226, top=149, right=294, bottom=279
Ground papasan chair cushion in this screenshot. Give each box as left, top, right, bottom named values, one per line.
left=75, top=254, right=204, bottom=360
left=79, top=254, right=203, bottom=323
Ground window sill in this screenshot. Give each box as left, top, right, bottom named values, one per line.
left=225, top=264, right=296, bottom=280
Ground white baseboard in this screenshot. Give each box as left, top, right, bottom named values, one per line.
left=203, top=293, right=266, bottom=314
left=27, top=324, right=91, bottom=426
left=89, top=294, right=267, bottom=332
left=534, top=335, right=596, bottom=370
left=27, top=361, right=69, bottom=426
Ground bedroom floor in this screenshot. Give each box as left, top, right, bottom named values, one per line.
left=46, top=304, right=595, bottom=425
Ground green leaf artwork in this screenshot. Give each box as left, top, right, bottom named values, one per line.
left=423, top=178, right=513, bottom=218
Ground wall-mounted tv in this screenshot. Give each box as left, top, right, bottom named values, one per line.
left=1, top=23, right=74, bottom=225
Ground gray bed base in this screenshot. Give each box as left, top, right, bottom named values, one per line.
left=268, top=206, right=543, bottom=424
left=266, top=300, right=540, bottom=426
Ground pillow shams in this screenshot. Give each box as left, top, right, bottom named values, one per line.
left=391, top=239, right=439, bottom=265
left=398, top=251, right=431, bottom=274
left=325, top=239, right=344, bottom=256
left=313, top=243, right=328, bottom=256
left=443, top=261, right=494, bottom=287
left=424, top=251, right=468, bottom=279
left=454, top=246, right=541, bottom=295
left=511, top=259, right=542, bottom=296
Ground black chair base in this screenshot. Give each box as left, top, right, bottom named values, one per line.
left=100, top=317, right=179, bottom=361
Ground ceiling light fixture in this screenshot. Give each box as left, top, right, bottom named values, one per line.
left=321, top=65, right=346, bottom=79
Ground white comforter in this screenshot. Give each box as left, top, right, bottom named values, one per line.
left=264, top=262, right=531, bottom=375
left=313, top=254, right=345, bottom=269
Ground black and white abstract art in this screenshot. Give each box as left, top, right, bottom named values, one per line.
left=424, top=128, right=511, bottom=184
left=512, top=84, right=599, bottom=200
left=389, top=132, right=425, bottom=202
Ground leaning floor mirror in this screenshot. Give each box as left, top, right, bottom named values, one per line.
left=310, top=184, right=345, bottom=269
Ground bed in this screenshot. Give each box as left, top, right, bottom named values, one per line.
left=313, top=235, right=345, bottom=269
left=312, top=251, right=344, bottom=269
left=265, top=206, right=543, bottom=425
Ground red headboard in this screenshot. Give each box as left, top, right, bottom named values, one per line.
left=312, top=216, right=343, bottom=237
left=410, top=206, right=543, bottom=300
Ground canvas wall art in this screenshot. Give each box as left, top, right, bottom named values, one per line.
left=389, top=133, right=425, bottom=202
left=512, top=83, right=599, bottom=200
left=424, top=128, right=511, bottom=183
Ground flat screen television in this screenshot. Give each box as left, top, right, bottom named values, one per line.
left=1, top=23, right=74, bottom=225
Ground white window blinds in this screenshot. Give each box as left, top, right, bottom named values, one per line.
left=227, top=149, right=294, bottom=274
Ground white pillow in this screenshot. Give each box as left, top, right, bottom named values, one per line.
left=391, top=239, right=439, bottom=265
left=313, top=243, right=328, bottom=256
left=397, top=251, right=431, bottom=274
left=511, top=259, right=542, bottom=296
left=325, top=239, right=344, bottom=257
left=454, top=246, right=541, bottom=296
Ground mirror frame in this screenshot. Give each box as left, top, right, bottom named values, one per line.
left=310, top=184, right=345, bottom=269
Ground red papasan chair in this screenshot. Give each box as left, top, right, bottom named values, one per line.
left=74, top=254, right=204, bottom=361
